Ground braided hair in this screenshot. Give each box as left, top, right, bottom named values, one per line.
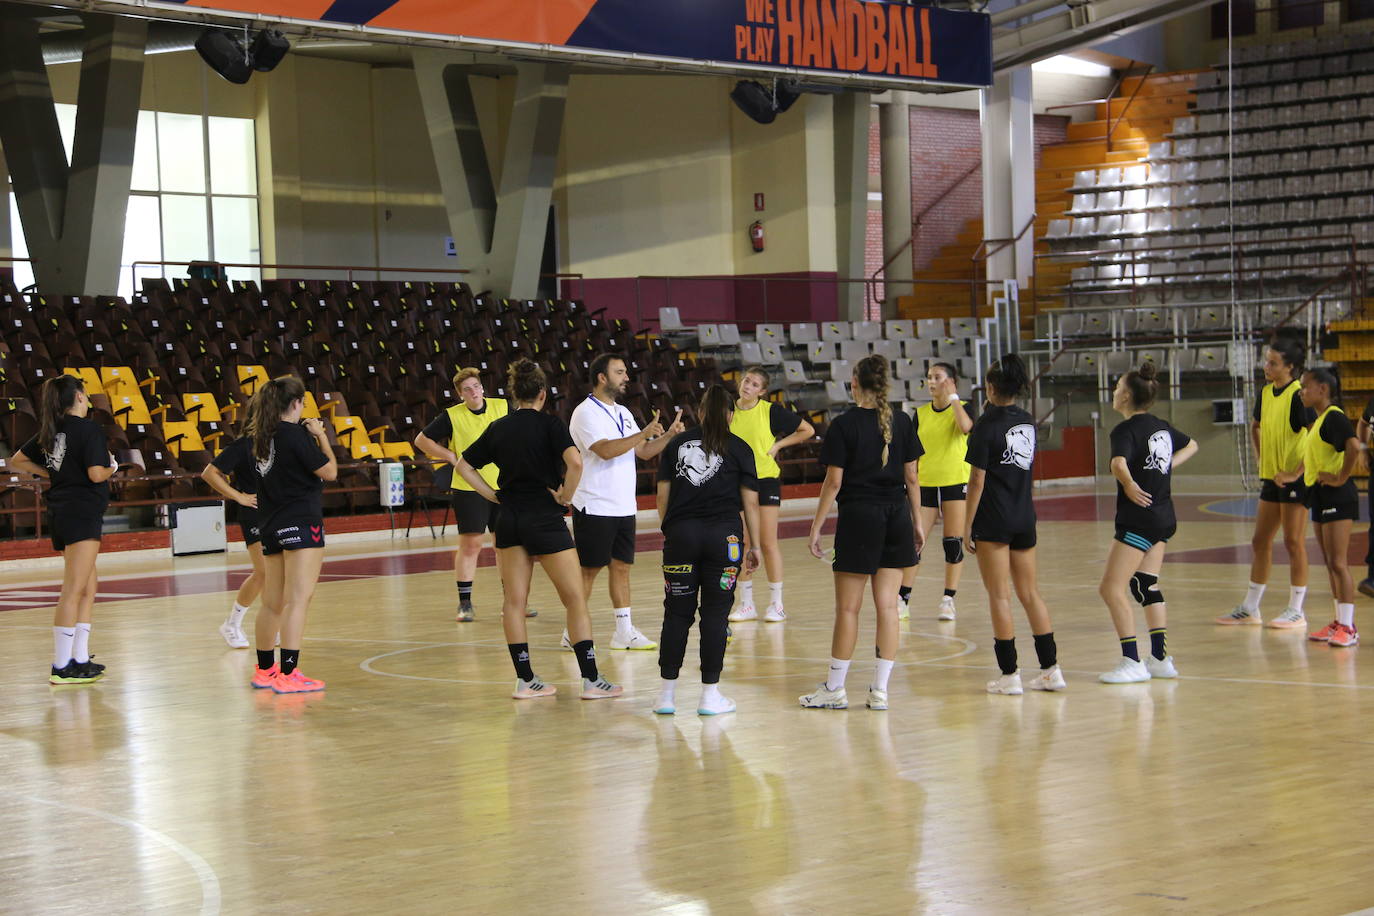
left=855, top=354, right=892, bottom=466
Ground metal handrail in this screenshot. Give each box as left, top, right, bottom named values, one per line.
left=1107, top=64, right=1154, bottom=152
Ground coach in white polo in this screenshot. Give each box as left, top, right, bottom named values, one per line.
left=562, top=352, right=683, bottom=650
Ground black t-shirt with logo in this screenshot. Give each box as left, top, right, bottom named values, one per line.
left=253, top=423, right=328, bottom=525
left=210, top=435, right=257, bottom=495
left=1110, top=413, right=1192, bottom=533
left=656, top=428, right=758, bottom=529
left=463, top=408, right=575, bottom=511
left=966, top=403, right=1037, bottom=535
left=818, top=407, right=922, bottom=505
left=20, top=415, right=110, bottom=516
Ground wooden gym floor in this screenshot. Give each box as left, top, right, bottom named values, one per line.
left=0, top=479, right=1372, bottom=915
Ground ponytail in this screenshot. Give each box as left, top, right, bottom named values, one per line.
left=699, top=384, right=733, bottom=457
left=245, top=375, right=305, bottom=461
left=38, top=375, right=84, bottom=455
left=1122, top=360, right=1160, bottom=410
left=987, top=353, right=1029, bottom=400
left=1304, top=366, right=1342, bottom=407
left=855, top=354, right=892, bottom=466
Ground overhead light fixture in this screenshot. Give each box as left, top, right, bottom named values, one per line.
left=195, top=28, right=290, bottom=84
left=1032, top=55, right=1112, bottom=77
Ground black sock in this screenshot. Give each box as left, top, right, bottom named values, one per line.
left=898, top=585, right=912, bottom=602
left=1120, top=636, right=1140, bottom=662
left=1033, top=632, right=1057, bottom=669
left=1149, top=628, right=1167, bottom=661
left=508, top=643, right=534, bottom=681
left=280, top=649, right=300, bottom=675
left=993, top=638, right=1017, bottom=675
left=943, top=588, right=957, bottom=599
left=572, top=640, right=600, bottom=681
left=256, top=649, right=275, bottom=670
left=457, top=580, right=473, bottom=602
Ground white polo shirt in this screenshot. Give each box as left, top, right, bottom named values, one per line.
left=570, top=394, right=641, bottom=517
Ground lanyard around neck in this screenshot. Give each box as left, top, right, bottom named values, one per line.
left=587, top=394, right=626, bottom=437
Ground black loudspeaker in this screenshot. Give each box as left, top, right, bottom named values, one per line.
left=195, top=31, right=251, bottom=85
left=774, top=80, right=803, bottom=113
left=249, top=29, right=290, bottom=72
left=730, top=81, right=777, bottom=124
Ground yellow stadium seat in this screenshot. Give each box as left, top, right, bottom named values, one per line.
left=380, top=441, right=415, bottom=459
left=108, top=393, right=152, bottom=427
left=99, top=366, right=139, bottom=399
left=301, top=392, right=322, bottom=419
left=332, top=415, right=381, bottom=460
left=238, top=365, right=269, bottom=396
left=63, top=367, right=104, bottom=396
left=183, top=392, right=223, bottom=424
left=162, top=421, right=206, bottom=457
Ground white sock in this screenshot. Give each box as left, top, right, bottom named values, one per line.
left=657, top=679, right=677, bottom=706
left=701, top=683, right=721, bottom=704
left=229, top=602, right=250, bottom=628
left=768, top=581, right=783, bottom=608
left=1337, top=602, right=1355, bottom=627
left=1288, top=586, right=1307, bottom=613
left=613, top=607, right=632, bottom=636
left=739, top=581, right=754, bottom=606
left=1242, top=581, right=1266, bottom=612
left=825, top=657, right=850, bottom=691
left=872, top=658, right=895, bottom=692
left=72, top=623, right=92, bottom=664
left=53, top=627, right=76, bottom=668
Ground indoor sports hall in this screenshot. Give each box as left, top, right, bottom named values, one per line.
left=1, top=1, right=1372, bottom=913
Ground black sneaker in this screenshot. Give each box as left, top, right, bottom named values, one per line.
left=456, top=601, right=475, bottom=622
left=50, top=660, right=101, bottom=685
left=84, top=655, right=106, bottom=674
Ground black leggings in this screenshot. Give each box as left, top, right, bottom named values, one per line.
left=658, top=519, right=743, bottom=684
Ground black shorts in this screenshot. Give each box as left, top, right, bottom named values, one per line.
left=494, top=504, right=574, bottom=556
left=261, top=518, right=325, bottom=556
left=972, top=525, right=1038, bottom=551
left=920, top=484, right=968, bottom=509
left=572, top=508, right=636, bottom=567
left=1114, top=523, right=1175, bottom=552
left=238, top=506, right=261, bottom=547
left=451, top=489, right=499, bottom=535
left=832, top=500, right=917, bottom=575
left=1309, top=481, right=1359, bottom=524
left=49, top=509, right=102, bottom=553
left=1260, top=478, right=1308, bottom=504
left=756, top=477, right=782, bottom=507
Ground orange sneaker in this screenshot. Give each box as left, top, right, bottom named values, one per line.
left=251, top=664, right=279, bottom=689
left=1329, top=623, right=1360, bottom=648
left=1309, top=620, right=1341, bottom=642
left=271, top=669, right=325, bottom=693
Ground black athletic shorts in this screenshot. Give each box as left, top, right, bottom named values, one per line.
left=920, top=484, right=968, bottom=509
left=756, top=477, right=782, bottom=507
left=572, top=508, right=635, bottom=567
left=49, top=509, right=102, bottom=553
left=1114, top=523, right=1175, bottom=552
left=451, top=489, right=499, bottom=535
left=261, top=518, right=325, bottom=555
left=1309, top=481, right=1359, bottom=524
left=494, top=504, right=574, bottom=556
left=972, top=525, right=1037, bottom=551
left=238, top=506, right=261, bottom=547
left=832, top=499, right=917, bottom=575
left=1260, top=478, right=1308, bottom=504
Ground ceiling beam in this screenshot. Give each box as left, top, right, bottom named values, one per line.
left=992, top=0, right=1213, bottom=72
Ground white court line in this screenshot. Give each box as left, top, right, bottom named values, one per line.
left=912, top=659, right=1374, bottom=691
left=1, top=791, right=221, bottom=915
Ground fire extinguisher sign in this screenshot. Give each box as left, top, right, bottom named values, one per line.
left=754, top=193, right=765, bottom=211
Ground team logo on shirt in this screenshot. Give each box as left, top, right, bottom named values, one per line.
left=676, top=439, right=723, bottom=486
left=1144, top=430, right=1174, bottom=474
left=254, top=441, right=276, bottom=477
left=46, top=432, right=67, bottom=472
left=1001, top=424, right=1036, bottom=470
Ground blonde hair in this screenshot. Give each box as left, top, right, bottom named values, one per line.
left=452, top=367, right=481, bottom=390
left=855, top=355, right=892, bottom=466
left=245, top=375, right=306, bottom=461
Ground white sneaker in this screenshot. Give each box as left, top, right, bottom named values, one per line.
left=763, top=603, right=786, bottom=622
left=610, top=627, right=657, bottom=650
left=799, top=683, right=848, bottom=709
left=219, top=621, right=249, bottom=649
left=986, top=672, right=1023, bottom=695
left=653, top=690, right=676, bottom=715
left=898, top=597, right=910, bottom=620
left=560, top=629, right=573, bottom=650
left=1145, top=654, right=1178, bottom=678
left=937, top=596, right=957, bottom=621
left=1266, top=606, right=1307, bottom=629
left=728, top=602, right=757, bottom=622
left=698, top=692, right=736, bottom=716
left=1027, top=665, right=1066, bottom=691
left=580, top=677, right=624, bottom=699
left=1099, top=657, right=1151, bottom=683
left=1216, top=606, right=1262, bottom=626
left=866, top=687, right=888, bottom=710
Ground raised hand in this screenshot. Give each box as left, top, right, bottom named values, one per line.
left=666, top=407, right=685, bottom=437
left=643, top=409, right=665, bottom=440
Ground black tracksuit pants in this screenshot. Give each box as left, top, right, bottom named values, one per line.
left=658, top=518, right=744, bottom=684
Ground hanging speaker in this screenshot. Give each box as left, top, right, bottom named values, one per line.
left=195, top=31, right=251, bottom=85
left=249, top=29, right=290, bottom=72
left=774, top=80, right=803, bottom=113
left=730, top=81, right=777, bottom=124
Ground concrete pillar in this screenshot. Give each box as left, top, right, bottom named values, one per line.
left=833, top=91, right=871, bottom=321
left=979, top=67, right=1035, bottom=289
left=879, top=92, right=912, bottom=317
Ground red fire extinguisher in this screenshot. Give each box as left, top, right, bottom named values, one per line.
left=749, top=220, right=765, bottom=253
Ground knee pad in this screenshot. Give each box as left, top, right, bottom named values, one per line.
left=943, top=536, right=965, bottom=565
left=1129, top=571, right=1164, bottom=606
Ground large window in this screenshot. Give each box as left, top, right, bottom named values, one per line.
left=6, top=105, right=259, bottom=298
left=1211, top=1, right=1258, bottom=38
left=1276, top=0, right=1324, bottom=29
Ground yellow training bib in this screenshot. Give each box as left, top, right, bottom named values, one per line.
left=448, top=398, right=507, bottom=491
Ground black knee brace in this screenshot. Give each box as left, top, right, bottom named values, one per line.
left=942, top=536, right=964, bottom=565
left=1130, top=571, right=1164, bottom=606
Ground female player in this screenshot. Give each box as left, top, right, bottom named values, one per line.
left=653, top=384, right=762, bottom=716
left=456, top=358, right=622, bottom=700
left=1297, top=368, right=1360, bottom=647
left=202, top=430, right=263, bottom=649
left=801, top=356, right=925, bottom=711
left=1097, top=362, right=1199, bottom=684
left=1220, top=337, right=1313, bottom=627
left=961, top=354, right=1062, bottom=695
left=244, top=376, right=337, bottom=694
left=9, top=375, right=116, bottom=684
left=728, top=366, right=814, bottom=623
left=899, top=361, right=973, bottom=621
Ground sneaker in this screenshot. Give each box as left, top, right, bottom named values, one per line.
left=937, top=596, right=957, bottom=621
left=697, top=693, right=736, bottom=716
left=219, top=620, right=250, bottom=648
left=271, top=669, right=325, bottom=694
left=581, top=677, right=624, bottom=699
left=866, top=687, right=889, bottom=710
left=762, top=603, right=786, bottom=622
left=84, top=655, right=106, bottom=674
left=728, top=602, right=757, bottom=622
left=1360, top=578, right=1374, bottom=599
left=799, top=683, right=848, bottom=709
left=1266, top=606, right=1306, bottom=629
left=49, top=660, right=100, bottom=685
left=1216, top=606, right=1262, bottom=626
left=560, top=629, right=573, bottom=650
left=251, top=664, right=279, bottom=689
left=1309, top=619, right=1341, bottom=642
left=525, top=606, right=538, bottom=618
left=653, top=690, right=676, bottom=715
left=455, top=601, right=475, bottom=623
left=610, top=627, right=657, bottom=650
left=1027, top=665, right=1066, bottom=691
left=1329, top=623, right=1361, bottom=648
left=1145, top=655, right=1178, bottom=678
left=725, top=624, right=733, bottom=647
left=1098, top=657, right=1151, bottom=684
left=512, top=677, right=557, bottom=699
left=987, top=672, right=1023, bottom=695
left=897, top=597, right=910, bottom=620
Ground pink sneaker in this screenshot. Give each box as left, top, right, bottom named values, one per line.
left=1329, top=623, right=1360, bottom=648
left=1309, top=620, right=1341, bottom=642
left=271, top=669, right=325, bottom=693
left=251, top=664, right=279, bottom=689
